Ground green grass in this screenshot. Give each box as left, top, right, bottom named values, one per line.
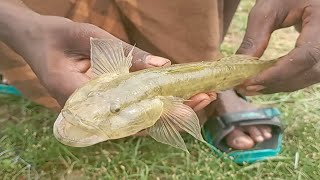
left=1, top=1, right=320, bottom=179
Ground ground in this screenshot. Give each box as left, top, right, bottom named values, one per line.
left=1, top=1, right=320, bottom=179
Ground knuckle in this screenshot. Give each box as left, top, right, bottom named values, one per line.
left=301, top=71, right=318, bottom=85
left=250, top=1, right=280, bottom=28
left=238, top=36, right=255, bottom=52
left=131, top=48, right=150, bottom=62
left=77, top=23, right=97, bottom=36
left=250, top=1, right=273, bottom=18
left=305, top=45, right=320, bottom=67
left=78, top=22, right=98, bottom=30
left=251, top=76, right=264, bottom=85
left=74, top=22, right=107, bottom=39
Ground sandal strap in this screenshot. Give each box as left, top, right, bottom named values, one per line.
left=205, top=107, right=283, bottom=152
left=217, top=107, right=282, bottom=128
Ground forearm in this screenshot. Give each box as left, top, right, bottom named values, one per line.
left=0, top=0, right=41, bottom=58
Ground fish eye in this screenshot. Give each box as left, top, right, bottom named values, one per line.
left=110, top=103, right=121, bottom=113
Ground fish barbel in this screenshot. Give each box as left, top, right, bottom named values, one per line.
left=53, top=38, right=277, bottom=152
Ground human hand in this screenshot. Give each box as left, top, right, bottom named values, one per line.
left=5, top=15, right=172, bottom=106
left=23, top=16, right=217, bottom=110
left=236, top=0, right=320, bottom=95
left=0, top=2, right=216, bottom=110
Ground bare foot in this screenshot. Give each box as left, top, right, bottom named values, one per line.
left=215, top=90, right=272, bottom=150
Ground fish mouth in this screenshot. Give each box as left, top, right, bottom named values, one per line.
left=53, top=113, right=107, bottom=147
left=60, top=109, right=96, bottom=130
left=61, top=108, right=111, bottom=137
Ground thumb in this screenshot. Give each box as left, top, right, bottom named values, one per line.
left=90, top=24, right=172, bottom=72
left=236, top=2, right=276, bottom=57
left=71, top=23, right=172, bottom=72
left=127, top=48, right=171, bottom=72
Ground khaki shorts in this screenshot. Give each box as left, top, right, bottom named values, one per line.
left=0, top=0, right=240, bottom=111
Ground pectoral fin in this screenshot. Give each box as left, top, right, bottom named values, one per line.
left=90, top=38, right=134, bottom=76
left=146, top=118, right=188, bottom=151
left=146, top=96, right=205, bottom=152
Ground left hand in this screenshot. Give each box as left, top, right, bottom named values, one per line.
left=236, top=0, right=320, bottom=95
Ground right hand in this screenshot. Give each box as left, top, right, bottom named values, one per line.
left=236, top=0, right=320, bottom=95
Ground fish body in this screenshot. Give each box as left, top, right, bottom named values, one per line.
left=53, top=38, right=277, bottom=151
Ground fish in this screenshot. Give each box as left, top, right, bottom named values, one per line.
left=53, top=38, right=277, bottom=152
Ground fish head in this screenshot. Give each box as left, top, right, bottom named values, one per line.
left=58, top=93, right=165, bottom=145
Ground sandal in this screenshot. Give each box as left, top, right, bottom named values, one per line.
left=202, top=96, right=283, bottom=164
left=0, top=74, right=21, bottom=96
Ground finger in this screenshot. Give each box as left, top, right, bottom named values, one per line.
left=239, top=44, right=320, bottom=95
left=235, top=84, right=263, bottom=96
left=236, top=1, right=276, bottom=57
left=89, top=26, right=163, bottom=68
left=236, top=10, right=320, bottom=95
left=74, top=58, right=91, bottom=73
left=121, top=41, right=171, bottom=71
left=72, top=23, right=172, bottom=72
left=259, top=66, right=320, bottom=94
left=130, top=54, right=171, bottom=72
left=185, top=92, right=217, bottom=111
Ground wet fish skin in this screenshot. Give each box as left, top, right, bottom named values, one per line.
left=53, top=38, right=277, bottom=151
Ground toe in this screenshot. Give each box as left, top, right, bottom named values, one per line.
left=226, top=128, right=254, bottom=150
left=258, top=125, right=272, bottom=139
left=243, top=126, right=264, bottom=143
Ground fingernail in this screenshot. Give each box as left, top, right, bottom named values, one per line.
left=208, top=92, right=217, bottom=101
left=244, top=91, right=262, bottom=96
left=246, top=85, right=265, bottom=92
left=236, top=88, right=261, bottom=96
left=193, top=99, right=211, bottom=112
left=146, top=55, right=171, bottom=67
left=235, top=88, right=246, bottom=95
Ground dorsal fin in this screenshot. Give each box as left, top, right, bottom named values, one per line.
left=90, top=38, right=134, bottom=76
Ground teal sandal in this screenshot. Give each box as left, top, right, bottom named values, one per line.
left=0, top=75, right=22, bottom=96
left=203, top=103, right=283, bottom=164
